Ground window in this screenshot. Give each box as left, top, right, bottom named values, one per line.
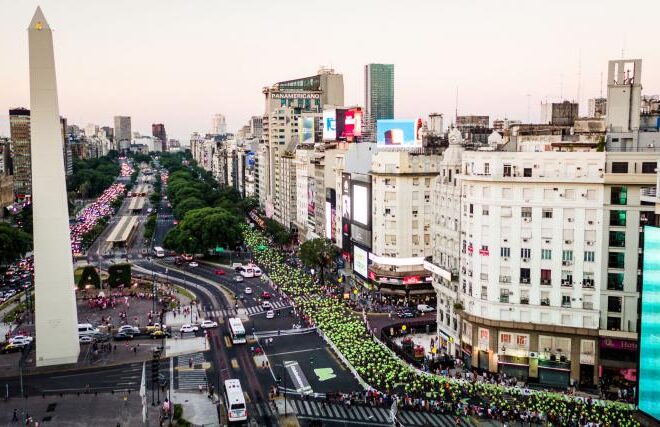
left=523, top=168, right=532, bottom=177
left=521, top=248, right=531, bottom=258
left=502, top=188, right=512, bottom=199
left=482, top=205, right=489, bottom=216
left=384, top=178, right=393, bottom=185
left=500, top=289, right=509, bottom=303
left=503, top=164, right=512, bottom=177
left=608, top=252, right=625, bottom=269
left=607, top=272, right=624, bottom=291
left=501, top=247, right=510, bottom=257
left=562, top=295, right=572, bottom=308
left=610, top=210, right=626, bottom=226
left=424, top=191, right=430, bottom=202
left=540, top=292, right=550, bottom=306
left=542, top=208, right=553, bottom=219
left=640, top=211, right=654, bottom=226
left=562, top=250, right=573, bottom=262
left=501, top=207, right=512, bottom=217
left=424, top=178, right=431, bottom=186
left=484, top=163, right=490, bottom=175
left=609, top=231, right=626, bottom=247
left=583, top=272, right=595, bottom=288
left=517, top=335, right=528, bottom=346
left=413, top=178, right=419, bottom=186
left=520, top=290, right=529, bottom=305
left=520, top=268, right=530, bottom=284
left=608, top=296, right=622, bottom=313
left=612, top=162, right=629, bottom=173
left=412, top=191, right=419, bottom=200
left=611, top=187, right=627, bottom=205
left=541, top=249, right=552, bottom=260
left=500, top=333, right=512, bottom=344
left=584, top=251, right=595, bottom=262
left=481, top=286, right=488, bottom=300
left=565, top=189, right=575, bottom=200
left=642, top=162, right=656, bottom=174
left=521, top=207, right=532, bottom=218
left=544, top=189, right=553, bottom=200
left=607, top=317, right=621, bottom=331
left=540, top=269, right=551, bottom=285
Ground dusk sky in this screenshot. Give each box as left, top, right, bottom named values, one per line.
left=1, top=0, right=659, bottom=140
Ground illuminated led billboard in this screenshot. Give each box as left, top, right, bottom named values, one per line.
left=639, top=225, right=660, bottom=422
left=323, top=109, right=336, bottom=141
left=377, top=119, right=423, bottom=146
left=342, top=108, right=363, bottom=138
left=352, top=183, right=369, bottom=227
left=354, top=245, right=368, bottom=278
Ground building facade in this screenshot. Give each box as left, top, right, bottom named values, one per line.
left=9, top=108, right=31, bottom=197
left=152, top=123, right=167, bottom=151
left=113, top=116, right=131, bottom=149
left=364, top=64, right=394, bottom=133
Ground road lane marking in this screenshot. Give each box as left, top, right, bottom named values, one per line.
left=263, top=347, right=325, bottom=357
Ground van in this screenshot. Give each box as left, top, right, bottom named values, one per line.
left=239, top=266, right=255, bottom=278
left=232, top=263, right=243, bottom=272
left=416, top=304, right=435, bottom=313
left=78, top=323, right=98, bottom=336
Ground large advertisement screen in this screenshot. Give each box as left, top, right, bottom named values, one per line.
left=323, top=109, right=336, bottom=141
left=342, top=108, right=362, bottom=139
left=342, top=174, right=351, bottom=220
left=307, top=180, right=316, bottom=220
left=377, top=119, right=423, bottom=146
left=354, top=246, right=368, bottom=278
left=639, top=226, right=660, bottom=421
left=300, top=117, right=315, bottom=144
left=352, top=183, right=369, bottom=227
left=325, top=201, right=332, bottom=239
left=335, top=109, right=346, bottom=141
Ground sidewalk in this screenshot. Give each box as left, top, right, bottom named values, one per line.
left=171, top=390, right=220, bottom=426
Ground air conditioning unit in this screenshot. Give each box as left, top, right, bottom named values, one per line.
left=534, top=164, right=539, bottom=168
left=545, top=239, right=551, bottom=244
left=503, top=257, right=509, bottom=261
left=567, top=218, right=574, bottom=222
left=562, top=260, right=572, bottom=266
left=522, top=258, right=529, bottom=263
left=523, top=238, right=529, bottom=242
left=524, top=218, right=531, bottom=222
left=588, top=220, right=594, bottom=225
left=587, top=241, right=594, bottom=246
left=565, top=240, right=572, bottom=244
left=581, top=193, right=586, bottom=197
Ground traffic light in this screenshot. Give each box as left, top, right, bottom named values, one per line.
left=151, top=358, right=159, bottom=381
left=276, top=376, right=282, bottom=385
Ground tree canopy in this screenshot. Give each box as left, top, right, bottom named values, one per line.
left=0, top=223, right=32, bottom=265
left=164, top=207, right=242, bottom=254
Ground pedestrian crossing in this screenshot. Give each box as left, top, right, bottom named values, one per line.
left=245, top=301, right=291, bottom=316
left=286, top=398, right=467, bottom=426
left=175, top=352, right=208, bottom=391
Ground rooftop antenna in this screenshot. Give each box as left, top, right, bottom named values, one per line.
left=455, top=87, right=459, bottom=124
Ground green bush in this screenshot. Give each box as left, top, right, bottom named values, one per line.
left=77, top=265, right=101, bottom=289
left=107, top=263, right=131, bottom=288
left=173, top=403, right=183, bottom=420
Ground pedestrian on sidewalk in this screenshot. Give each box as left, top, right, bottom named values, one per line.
left=189, top=357, right=193, bottom=368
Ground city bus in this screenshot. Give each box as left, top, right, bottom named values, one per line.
left=153, top=246, right=165, bottom=258
left=223, top=379, right=247, bottom=422
left=228, top=318, right=246, bottom=344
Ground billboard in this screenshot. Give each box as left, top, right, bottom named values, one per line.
left=376, top=119, right=423, bottom=146
left=335, top=109, right=346, bottom=141
left=323, top=109, right=336, bottom=141
left=352, top=183, right=369, bottom=227
left=325, top=201, right=332, bottom=239
left=307, top=179, right=316, bottom=220
left=354, top=245, right=368, bottom=278
left=639, top=226, right=660, bottom=422
left=342, top=108, right=363, bottom=139
left=300, top=116, right=315, bottom=144
left=342, top=174, right=351, bottom=220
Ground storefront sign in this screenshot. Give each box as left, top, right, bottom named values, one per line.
left=271, top=92, right=320, bottom=99
left=600, top=338, right=638, bottom=352
left=478, top=328, right=490, bottom=350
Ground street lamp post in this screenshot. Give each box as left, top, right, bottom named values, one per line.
left=276, top=364, right=287, bottom=416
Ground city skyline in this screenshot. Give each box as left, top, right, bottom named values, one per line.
left=1, top=0, right=659, bottom=140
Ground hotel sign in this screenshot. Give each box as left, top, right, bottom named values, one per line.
left=271, top=92, right=320, bottom=100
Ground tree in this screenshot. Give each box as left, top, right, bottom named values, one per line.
left=164, top=207, right=242, bottom=254
left=265, top=218, right=292, bottom=246
left=297, top=238, right=338, bottom=286
left=173, top=197, right=207, bottom=220
left=0, top=223, right=32, bottom=265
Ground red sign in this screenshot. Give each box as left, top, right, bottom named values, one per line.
left=600, top=338, right=638, bottom=352
left=403, top=276, right=421, bottom=285
left=368, top=271, right=377, bottom=281
left=479, top=248, right=489, bottom=256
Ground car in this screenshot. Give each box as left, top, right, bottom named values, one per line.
left=200, top=320, right=218, bottom=329
left=233, top=275, right=244, bottom=282
left=214, top=269, right=225, bottom=275
left=118, top=325, right=140, bottom=335
left=146, top=323, right=166, bottom=332
left=180, top=324, right=199, bottom=333
left=265, top=310, right=275, bottom=319
left=150, top=329, right=170, bottom=339
left=397, top=309, right=417, bottom=319
left=252, top=266, right=262, bottom=277
left=79, top=335, right=93, bottom=344
left=260, top=291, right=272, bottom=299
left=91, top=332, right=111, bottom=342
left=1, top=343, right=23, bottom=354
left=9, top=335, right=33, bottom=345
left=244, top=287, right=253, bottom=295
left=113, top=332, right=134, bottom=341
left=262, top=301, right=272, bottom=310
left=174, top=257, right=183, bottom=266
left=188, top=262, right=199, bottom=267
left=416, top=304, right=435, bottom=313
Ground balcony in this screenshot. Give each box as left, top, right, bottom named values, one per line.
left=540, top=279, right=552, bottom=286
left=641, top=186, right=658, bottom=204
left=499, top=275, right=511, bottom=284
left=499, top=295, right=510, bottom=303
left=560, top=281, right=573, bottom=288
left=520, top=298, right=529, bottom=305
left=520, top=278, right=531, bottom=285
left=582, top=280, right=595, bottom=289
left=540, top=298, right=550, bottom=306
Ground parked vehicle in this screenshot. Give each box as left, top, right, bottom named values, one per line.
left=416, top=304, right=435, bottom=313
left=244, top=287, right=253, bottom=295
left=265, top=310, right=275, bottom=319
left=113, top=332, right=134, bottom=341
left=78, top=323, right=98, bottom=336
left=233, top=275, right=244, bottom=283
left=118, top=325, right=140, bottom=335
left=200, top=320, right=218, bottom=329
left=79, top=335, right=93, bottom=344
left=180, top=324, right=199, bottom=333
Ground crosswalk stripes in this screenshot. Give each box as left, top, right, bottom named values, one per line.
left=245, top=300, right=291, bottom=316
left=287, top=398, right=466, bottom=426
left=175, top=352, right=208, bottom=391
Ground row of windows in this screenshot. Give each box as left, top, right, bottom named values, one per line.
left=496, top=247, right=593, bottom=262
left=610, top=161, right=656, bottom=174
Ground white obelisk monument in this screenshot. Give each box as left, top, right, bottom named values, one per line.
left=29, top=6, right=80, bottom=366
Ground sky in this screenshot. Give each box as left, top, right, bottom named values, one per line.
left=1, top=0, right=659, bottom=141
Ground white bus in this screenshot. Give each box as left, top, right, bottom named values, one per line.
left=153, top=246, right=165, bottom=258
left=224, top=379, right=247, bottom=422
left=228, top=318, right=246, bottom=344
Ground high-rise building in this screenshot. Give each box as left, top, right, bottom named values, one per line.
left=212, top=114, right=227, bottom=135
left=113, top=116, right=131, bottom=148
left=250, top=116, right=263, bottom=139
left=540, top=101, right=579, bottom=126
left=364, top=64, right=394, bottom=133
left=152, top=123, right=167, bottom=151
left=101, top=126, right=113, bottom=141
left=9, top=108, right=31, bottom=197
left=588, top=98, right=607, bottom=118
left=428, top=113, right=444, bottom=135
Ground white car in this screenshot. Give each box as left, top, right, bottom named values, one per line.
left=265, top=310, right=275, bottom=319
left=9, top=335, right=33, bottom=345
left=252, top=266, right=262, bottom=277
left=416, top=304, right=435, bottom=313
left=233, top=275, right=244, bottom=282
left=244, top=287, right=253, bottom=295
left=262, top=301, right=272, bottom=310
left=200, top=320, right=218, bottom=329
left=188, top=261, right=199, bottom=267
left=179, top=324, right=199, bottom=333
left=79, top=335, right=93, bottom=344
